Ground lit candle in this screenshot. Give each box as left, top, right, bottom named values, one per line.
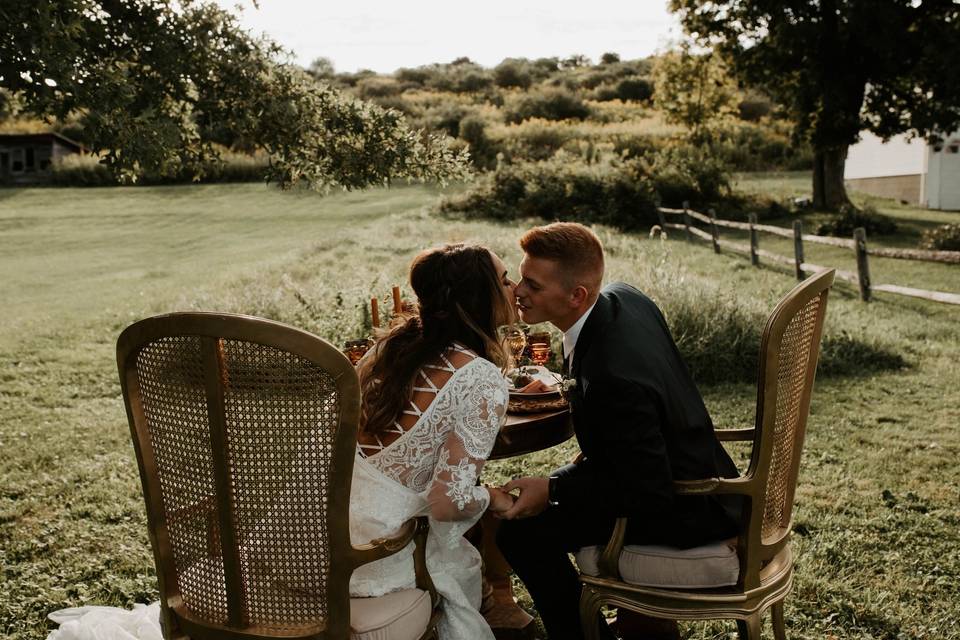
left=392, top=286, right=402, bottom=314
left=371, top=298, right=380, bottom=328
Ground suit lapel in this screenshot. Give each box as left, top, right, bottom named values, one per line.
left=570, top=290, right=614, bottom=381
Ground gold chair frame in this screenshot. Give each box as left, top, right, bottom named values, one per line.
left=118, top=312, right=440, bottom=640
left=579, top=269, right=836, bottom=640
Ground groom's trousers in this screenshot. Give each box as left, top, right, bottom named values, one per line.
left=497, top=497, right=618, bottom=640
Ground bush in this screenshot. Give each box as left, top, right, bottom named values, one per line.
left=504, top=89, right=591, bottom=124
left=493, top=60, right=533, bottom=89
left=355, top=77, right=401, bottom=99
left=49, top=154, right=116, bottom=186
left=49, top=150, right=268, bottom=186
left=498, top=119, right=573, bottom=162
left=439, top=157, right=660, bottom=231
left=639, top=142, right=732, bottom=209
left=615, top=78, right=653, bottom=102
left=918, top=223, right=960, bottom=251
left=816, top=204, right=898, bottom=237
left=458, top=116, right=499, bottom=170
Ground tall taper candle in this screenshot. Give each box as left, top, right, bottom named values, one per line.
left=392, top=286, right=402, bottom=314
left=371, top=298, right=380, bottom=328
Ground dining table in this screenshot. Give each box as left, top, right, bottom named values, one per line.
left=477, top=404, right=575, bottom=640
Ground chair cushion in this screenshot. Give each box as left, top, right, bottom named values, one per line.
left=350, top=588, right=432, bottom=640
left=575, top=540, right=739, bottom=589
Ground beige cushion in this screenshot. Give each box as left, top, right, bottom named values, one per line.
left=350, top=588, right=432, bottom=640
left=576, top=541, right=739, bottom=589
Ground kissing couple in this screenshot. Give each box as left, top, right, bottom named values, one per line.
left=350, top=222, right=740, bottom=640
left=46, top=222, right=739, bottom=640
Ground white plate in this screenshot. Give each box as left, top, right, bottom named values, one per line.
left=507, top=365, right=560, bottom=397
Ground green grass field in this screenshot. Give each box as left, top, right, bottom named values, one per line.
left=1, top=179, right=958, bottom=639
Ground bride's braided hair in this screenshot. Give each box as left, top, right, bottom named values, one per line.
left=358, top=244, right=512, bottom=437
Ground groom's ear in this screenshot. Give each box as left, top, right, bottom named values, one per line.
left=569, top=285, right=589, bottom=307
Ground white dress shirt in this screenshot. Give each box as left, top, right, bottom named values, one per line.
left=561, top=300, right=597, bottom=364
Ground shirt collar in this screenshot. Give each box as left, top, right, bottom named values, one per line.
left=562, top=300, right=597, bottom=360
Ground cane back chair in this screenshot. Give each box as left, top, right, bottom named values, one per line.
left=579, top=269, right=836, bottom=640
left=117, top=312, right=440, bottom=640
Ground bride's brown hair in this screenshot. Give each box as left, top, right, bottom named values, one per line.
left=358, top=244, right=513, bottom=437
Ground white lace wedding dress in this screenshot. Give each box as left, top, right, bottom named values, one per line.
left=350, top=345, right=508, bottom=639
left=47, top=345, right=508, bottom=640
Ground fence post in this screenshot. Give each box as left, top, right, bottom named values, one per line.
left=708, top=208, right=720, bottom=253
left=656, top=207, right=668, bottom=237
left=854, top=227, right=872, bottom=302
left=682, top=200, right=692, bottom=242
left=792, top=220, right=804, bottom=280
left=748, top=213, right=759, bottom=266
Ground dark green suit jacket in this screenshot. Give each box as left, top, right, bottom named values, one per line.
left=556, top=282, right=740, bottom=548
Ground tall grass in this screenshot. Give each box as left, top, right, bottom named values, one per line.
left=1, top=181, right=957, bottom=639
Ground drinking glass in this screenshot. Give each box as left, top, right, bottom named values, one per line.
left=501, top=326, right=527, bottom=366
left=529, top=342, right=551, bottom=366
left=343, top=338, right=373, bottom=366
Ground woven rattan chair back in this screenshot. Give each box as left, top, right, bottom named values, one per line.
left=578, top=270, right=836, bottom=640
left=118, top=312, right=361, bottom=640
left=738, top=268, right=834, bottom=588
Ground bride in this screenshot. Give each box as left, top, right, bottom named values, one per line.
left=350, top=243, right=516, bottom=638
left=47, top=243, right=517, bottom=640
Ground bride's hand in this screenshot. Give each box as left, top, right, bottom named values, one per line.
left=486, top=486, right=516, bottom=515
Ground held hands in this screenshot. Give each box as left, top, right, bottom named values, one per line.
left=486, top=486, right=516, bottom=516
left=495, top=476, right=550, bottom=520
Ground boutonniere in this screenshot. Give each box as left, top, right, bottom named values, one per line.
left=547, top=372, right=577, bottom=401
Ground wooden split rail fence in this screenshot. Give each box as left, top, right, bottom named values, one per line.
left=656, top=202, right=960, bottom=306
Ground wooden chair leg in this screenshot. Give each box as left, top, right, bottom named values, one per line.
left=579, top=586, right=606, bottom=640
left=771, top=602, right=787, bottom=640
left=736, top=614, right=763, bottom=640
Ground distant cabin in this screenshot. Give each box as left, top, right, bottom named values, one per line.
left=0, top=133, right=86, bottom=185
left=844, top=130, right=960, bottom=211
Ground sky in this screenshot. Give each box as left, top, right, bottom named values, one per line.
left=213, top=0, right=682, bottom=73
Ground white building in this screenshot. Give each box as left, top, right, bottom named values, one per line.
left=844, top=130, right=960, bottom=211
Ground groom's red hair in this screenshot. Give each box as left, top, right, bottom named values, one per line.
left=520, top=222, right=604, bottom=291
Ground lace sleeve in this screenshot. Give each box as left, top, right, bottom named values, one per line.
left=425, top=360, right=508, bottom=546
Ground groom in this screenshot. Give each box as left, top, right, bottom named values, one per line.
left=497, top=222, right=740, bottom=640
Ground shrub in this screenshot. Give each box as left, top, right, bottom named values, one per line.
left=918, top=223, right=960, bottom=251
left=458, top=116, right=499, bottom=170
left=611, top=134, right=663, bottom=159
left=498, top=119, right=573, bottom=162
left=439, top=157, right=660, bottom=231
left=591, top=84, right=621, bottom=102
left=493, top=60, right=533, bottom=89
left=816, top=204, right=898, bottom=237
left=395, top=67, right=433, bottom=86
left=504, top=89, right=591, bottom=124
left=639, top=142, right=732, bottom=209
left=49, top=154, right=116, bottom=186
left=49, top=150, right=268, bottom=186
left=615, top=78, right=653, bottom=102
left=426, top=105, right=471, bottom=138
left=710, top=121, right=812, bottom=172
left=356, top=77, right=401, bottom=99
left=455, top=71, right=493, bottom=93
left=738, top=97, right=775, bottom=122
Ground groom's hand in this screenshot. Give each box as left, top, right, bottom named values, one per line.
left=498, top=476, right=549, bottom=519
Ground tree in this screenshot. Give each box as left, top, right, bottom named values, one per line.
left=307, top=57, right=336, bottom=80
left=670, top=0, right=960, bottom=210
left=653, top=45, right=737, bottom=143
left=0, top=1, right=468, bottom=189
left=600, top=52, right=621, bottom=65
